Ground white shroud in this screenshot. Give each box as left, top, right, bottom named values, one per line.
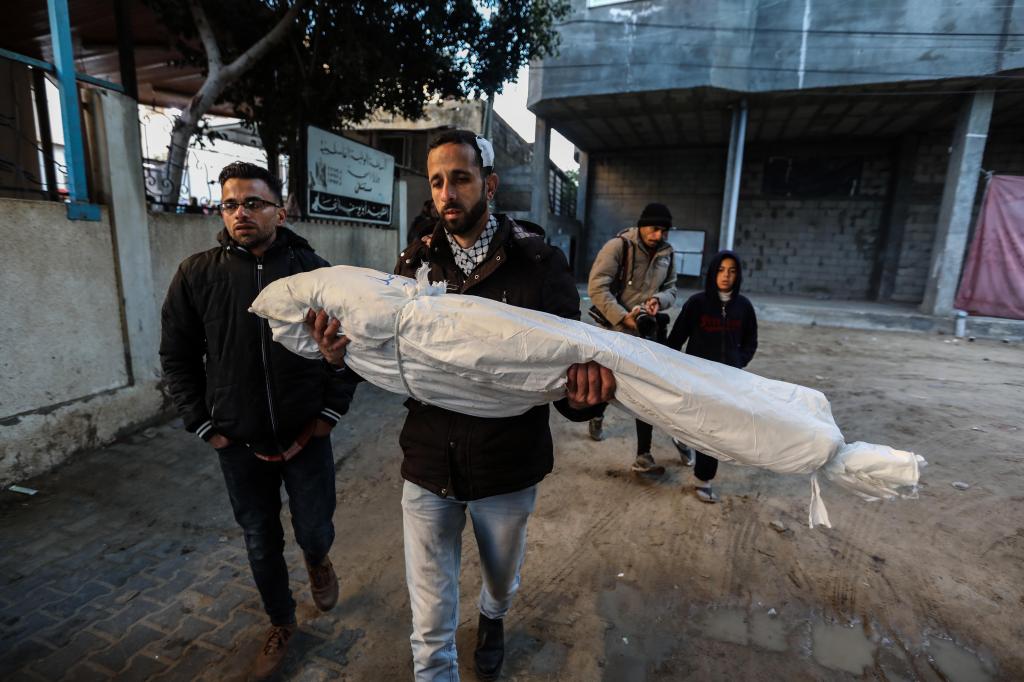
left=250, top=264, right=924, bottom=528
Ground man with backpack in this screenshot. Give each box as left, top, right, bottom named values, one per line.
left=587, top=202, right=677, bottom=475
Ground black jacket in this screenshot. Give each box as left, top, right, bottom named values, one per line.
left=667, top=250, right=758, bottom=368
left=394, top=214, right=601, bottom=500
left=160, top=226, right=359, bottom=454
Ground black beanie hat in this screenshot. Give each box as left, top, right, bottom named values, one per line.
left=637, top=202, right=672, bottom=229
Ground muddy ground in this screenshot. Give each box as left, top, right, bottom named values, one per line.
left=3, top=321, right=1021, bottom=681
left=322, top=321, right=1024, bottom=681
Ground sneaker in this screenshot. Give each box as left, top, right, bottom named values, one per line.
left=672, top=438, right=695, bottom=467
left=694, top=484, right=720, bottom=503
left=474, top=613, right=505, bottom=681
left=306, top=556, right=338, bottom=612
left=588, top=417, right=604, bottom=441
left=631, top=452, right=666, bottom=476
left=250, top=623, right=296, bottom=681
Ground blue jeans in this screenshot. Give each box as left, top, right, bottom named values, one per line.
left=217, top=435, right=336, bottom=625
left=401, top=480, right=537, bottom=682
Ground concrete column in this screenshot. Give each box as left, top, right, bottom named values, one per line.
left=395, top=178, right=409, bottom=253
left=530, top=116, right=551, bottom=231
left=920, top=91, right=994, bottom=316
left=872, top=135, right=919, bottom=301
left=719, top=100, right=748, bottom=251
left=90, top=89, right=160, bottom=382
left=574, top=149, right=590, bottom=279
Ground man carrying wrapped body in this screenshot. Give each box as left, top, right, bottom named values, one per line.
left=251, top=260, right=924, bottom=530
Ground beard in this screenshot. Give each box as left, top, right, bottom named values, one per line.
left=440, top=191, right=489, bottom=237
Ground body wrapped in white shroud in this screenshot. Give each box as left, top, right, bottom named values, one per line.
left=249, top=264, right=924, bottom=528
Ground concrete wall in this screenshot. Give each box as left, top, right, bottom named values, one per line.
left=586, top=147, right=726, bottom=267
left=530, top=0, right=1024, bottom=106
left=579, top=127, right=1024, bottom=302
left=149, top=213, right=400, bottom=315
left=0, top=199, right=166, bottom=485
left=3, top=206, right=399, bottom=487
left=734, top=148, right=892, bottom=299
left=2, top=201, right=126, bottom=414
left=890, top=129, right=1024, bottom=302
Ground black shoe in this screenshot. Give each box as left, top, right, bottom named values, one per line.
left=474, top=613, right=504, bottom=681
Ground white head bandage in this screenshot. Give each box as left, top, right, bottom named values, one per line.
left=475, top=135, right=495, bottom=169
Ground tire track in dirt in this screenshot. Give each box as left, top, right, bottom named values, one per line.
left=820, top=504, right=885, bottom=619
left=516, top=504, right=620, bottom=620
left=719, top=498, right=762, bottom=600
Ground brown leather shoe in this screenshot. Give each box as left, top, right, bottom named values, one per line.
left=250, top=623, right=296, bottom=681
left=306, top=556, right=339, bottom=611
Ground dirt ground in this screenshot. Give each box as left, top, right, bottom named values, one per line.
left=3, top=321, right=1022, bottom=681
left=320, top=321, right=1024, bottom=681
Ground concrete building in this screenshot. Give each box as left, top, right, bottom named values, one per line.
left=348, top=100, right=583, bottom=271
left=529, top=0, right=1024, bottom=316
left=346, top=100, right=533, bottom=245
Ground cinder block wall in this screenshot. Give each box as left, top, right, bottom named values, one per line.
left=890, top=129, right=1024, bottom=303
left=586, top=148, right=726, bottom=266
left=735, top=153, right=892, bottom=299
left=582, top=131, right=1024, bottom=302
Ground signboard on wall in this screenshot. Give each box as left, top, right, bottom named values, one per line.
left=307, top=126, right=394, bottom=224
left=666, top=230, right=706, bottom=277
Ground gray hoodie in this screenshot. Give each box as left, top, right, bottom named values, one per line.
left=588, top=227, right=677, bottom=329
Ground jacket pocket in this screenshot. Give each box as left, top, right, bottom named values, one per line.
left=211, top=384, right=241, bottom=435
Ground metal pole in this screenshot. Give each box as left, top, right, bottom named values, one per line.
left=32, top=68, right=59, bottom=201
left=47, top=0, right=100, bottom=219
left=719, top=99, right=747, bottom=251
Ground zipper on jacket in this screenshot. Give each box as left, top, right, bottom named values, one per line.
left=255, top=259, right=281, bottom=443
left=720, top=302, right=728, bottom=361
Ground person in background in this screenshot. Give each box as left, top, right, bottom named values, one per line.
left=666, top=250, right=758, bottom=502
left=161, top=162, right=358, bottom=680
left=586, top=202, right=677, bottom=475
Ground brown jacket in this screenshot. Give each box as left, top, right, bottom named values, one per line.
left=588, top=227, right=677, bottom=330
left=394, top=213, right=600, bottom=500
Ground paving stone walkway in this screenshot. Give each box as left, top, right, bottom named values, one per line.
left=1, top=421, right=368, bottom=682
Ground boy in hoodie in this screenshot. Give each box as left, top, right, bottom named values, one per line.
left=666, top=250, right=758, bottom=502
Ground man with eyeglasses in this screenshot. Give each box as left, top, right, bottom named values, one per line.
left=160, top=161, right=358, bottom=680
left=586, top=203, right=677, bottom=476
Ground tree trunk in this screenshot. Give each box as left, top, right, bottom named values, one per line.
left=159, top=0, right=304, bottom=204
left=164, top=114, right=195, bottom=205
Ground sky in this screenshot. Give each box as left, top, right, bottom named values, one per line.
left=494, top=66, right=579, bottom=172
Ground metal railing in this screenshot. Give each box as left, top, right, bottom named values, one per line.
left=548, top=164, right=577, bottom=218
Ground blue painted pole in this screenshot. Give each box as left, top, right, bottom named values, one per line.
left=46, top=0, right=100, bottom=220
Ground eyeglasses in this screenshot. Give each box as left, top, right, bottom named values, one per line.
left=217, top=198, right=281, bottom=213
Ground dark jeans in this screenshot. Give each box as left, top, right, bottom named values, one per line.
left=694, top=450, right=719, bottom=483
left=217, top=435, right=336, bottom=625
left=636, top=420, right=653, bottom=454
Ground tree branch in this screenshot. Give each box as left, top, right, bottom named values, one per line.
left=189, top=0, right=222, bottom=74
left=221, top=0, right=307, bottom=84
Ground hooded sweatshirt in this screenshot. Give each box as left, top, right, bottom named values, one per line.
left=667, top=250, right=758, bottom=368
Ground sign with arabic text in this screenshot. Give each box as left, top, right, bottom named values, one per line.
left=307, top=126, right=394, bottom=224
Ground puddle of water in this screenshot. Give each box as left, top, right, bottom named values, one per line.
left=603, top=652, right=647, bottom=682
left=528, top=640, right=568, bottom=676
left=928, top=638, right=993, bottom=682
left=700, top=608, right=749, bottom=646
left=749, top=611, right=788, bottom=652
left=811, top=622, right=875, bottom=675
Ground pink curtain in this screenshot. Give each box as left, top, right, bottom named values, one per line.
left=954, top=175, right=1024, bottom=320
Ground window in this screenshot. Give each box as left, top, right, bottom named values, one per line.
left=378, top=135, right=408, bottom=167
left=763, top=156, right=863, bottom=197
